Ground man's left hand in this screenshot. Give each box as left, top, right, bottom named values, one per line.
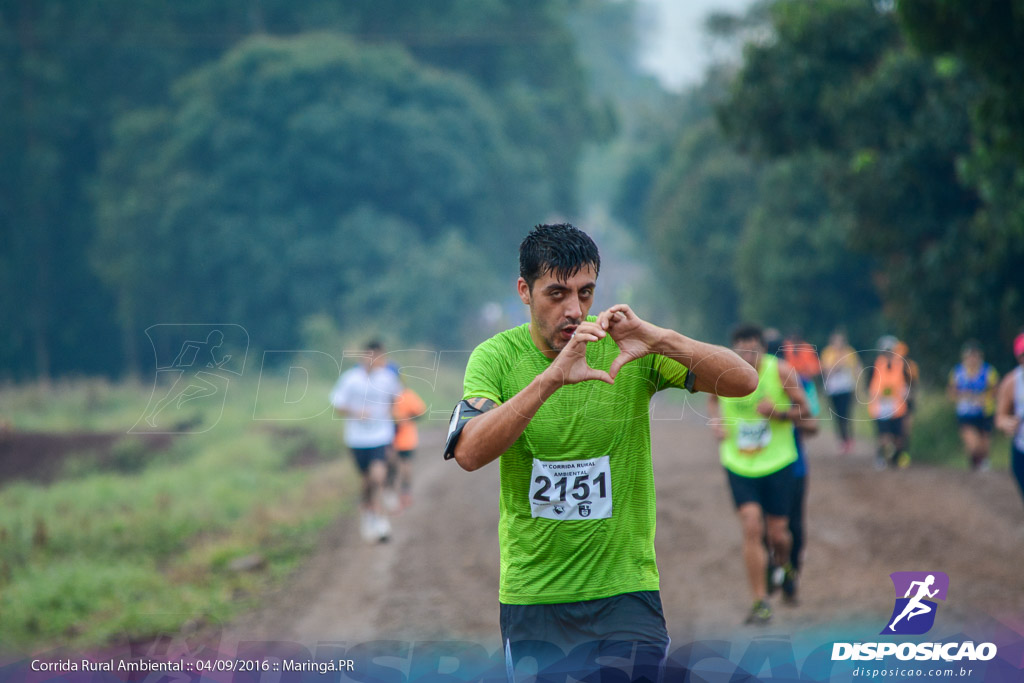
left=595, top=304, right=661, bottom=379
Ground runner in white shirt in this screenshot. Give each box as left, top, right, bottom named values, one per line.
left=330, top=340, right=401, bottom=542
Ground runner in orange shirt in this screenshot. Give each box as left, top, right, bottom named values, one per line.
left=391, top=380, right=427, bottom=509
left=865, top=336, right=913, bottom=469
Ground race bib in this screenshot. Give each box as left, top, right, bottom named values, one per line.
left=875, top=398, right=898, bottom=419
left=825, top=368, right=855, bottom=395
left=956, top=397, right=984, bottom=415
left=529, top=456, right=612, bottom=521
left=737, top=420, right=772, bottom=455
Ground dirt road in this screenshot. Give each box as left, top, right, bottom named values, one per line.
left=223, top=404, right=1024, bottom=653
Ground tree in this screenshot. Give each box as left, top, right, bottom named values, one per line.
left=93, top=34, right=539, bottom=365
left=0, top=0, right=353, bottom=379
left=717, top=0, right=1017, bottom=373
left=337, top=0, right=612, bottom=213
left=644, top=115, right=758, bottom=342
left=2, top=0, right=606, bottom=379
left=735, top=155, right=880, bottom=344
left=899, top=0, right=1024, bottom=184
left=719, top=0, right=900, bottom=158
left=898, top=0, right=1024, bottom=359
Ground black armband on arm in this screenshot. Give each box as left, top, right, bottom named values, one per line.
left=442, top=398, right=496, bottom=460
left=684, top=368, right=697, bottom=393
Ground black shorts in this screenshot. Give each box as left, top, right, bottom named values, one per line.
left=957, top=414, right=994, bottom=433
left=875, top=417, right=904, bottom=437
left=396, top=449, right=415, bottom=460
left=726, top=463, right=796, bottom=517
left=500, top=591, right=669, bottom=682
left=350, top=445, right=387, bottom=474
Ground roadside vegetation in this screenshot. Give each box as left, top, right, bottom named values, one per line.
left=0, top=377, right=355, bottom=651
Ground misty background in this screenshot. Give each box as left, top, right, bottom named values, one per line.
left=2, top=0, right=1023, bottom=383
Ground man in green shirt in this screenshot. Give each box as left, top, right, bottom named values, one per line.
left=444, top=223, right=757, bottom=681
left=708, top=324, right=812, bottom=626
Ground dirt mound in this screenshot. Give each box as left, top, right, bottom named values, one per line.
left=0, top=430, right=175, bottom=484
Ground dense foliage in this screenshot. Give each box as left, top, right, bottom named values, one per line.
left=94, top=34, right=533, bottom=355
left=0, top=0, right=604, bottom=378
left=2, top=0, right=1021, bottom=381
left=616, top=0, right=1023, bottom=375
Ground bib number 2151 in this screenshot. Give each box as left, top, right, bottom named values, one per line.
left=529, top=456, right=612, bottom=521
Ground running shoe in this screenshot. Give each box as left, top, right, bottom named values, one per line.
left=896, top=451, right=911, bottom=469
left=360, top=511, right=377, bottom=542
left=874, top=454, right=888, bottom=471
left=769, top=565, right=785, bottom=595
left=765, top=563, right=777, bottom=595
left=781, top=565, right=799, bottom=605
left=375, top=514, right=392, bottom=543
left=745, top=599, right=773, bottom=625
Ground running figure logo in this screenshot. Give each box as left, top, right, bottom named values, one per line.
left=881, top=571, right=949, bottom=635
left=133, top=324, right=249, bottom=433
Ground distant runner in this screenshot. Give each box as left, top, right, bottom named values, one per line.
left=390, top=378, right=427, bottom=510
left=445, top=223, right=757, bottom=681
left=893, top=340, right=920, bottom=461
left=995, top=333, right=1024, bottom=510
left=763, top=329, right=819, bottom=605
left=948, top=341, right=1000, bottom=472
left=708, top=324, right=812, bottom=624
left=820, top=329, right=861, bottom=455
left=330, top=340, right=401, bottom=543
left=865, top=336, right=912, bottom=470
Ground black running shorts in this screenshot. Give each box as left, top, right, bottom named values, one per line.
left=956, top=414, right=994, bottom=433
left=726, top=462, right=796, bottom=517
left=874, top=417, right=905, bottom=437
left=499, top=591, right=669, bottom=682
left=350, top=445, right=387, bottom=474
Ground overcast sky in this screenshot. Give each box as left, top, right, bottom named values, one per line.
left=635, top=0, right=757, bottom=91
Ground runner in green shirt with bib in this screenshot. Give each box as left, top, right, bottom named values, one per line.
left=708, top=324, right=812, bottom=625
left=444, top=223, right=758, bottom=682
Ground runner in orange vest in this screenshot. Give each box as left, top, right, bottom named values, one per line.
left=391, top=381, right=427, bottom=510
left=865, top=335, right=913, bottom=469
left=781, top=333, right=821, bottom=381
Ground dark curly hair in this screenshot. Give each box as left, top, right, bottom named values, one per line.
left=730, top=323, right=764, bottom=346
left=519, top=223, right=600, bottom=291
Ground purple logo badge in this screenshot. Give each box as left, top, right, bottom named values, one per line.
left=881, top=571, right=949, bottom=635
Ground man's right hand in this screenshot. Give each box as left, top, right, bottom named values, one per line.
left=542, top=321, right=614, bottom=387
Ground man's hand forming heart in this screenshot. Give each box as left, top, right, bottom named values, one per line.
left=595, top=304, right=662, bottom=379
left=543, top=321, right=615, bottom=387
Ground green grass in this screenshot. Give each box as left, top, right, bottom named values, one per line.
left=0, top=375, right=356, bottom=652
left=906, top=389, right=1010, bottom=470
left=826, top=385, right=1010, bottom=469
left=0, top=378, right=159, bottom=432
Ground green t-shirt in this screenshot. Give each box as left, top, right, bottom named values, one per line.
left=462, top=320, right=692, bottom=605
left=717, top=354, right=798, bottom=478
